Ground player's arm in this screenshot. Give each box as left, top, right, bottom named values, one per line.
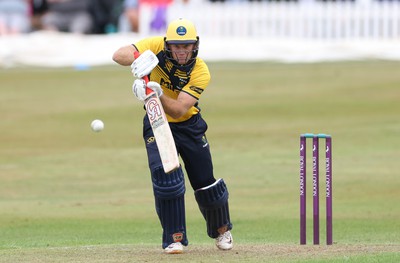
left=159, top=92, right=197, bottom=119
left=112, top=44, right=138, bottom=66
left=135, top=81, right=197, bottom=119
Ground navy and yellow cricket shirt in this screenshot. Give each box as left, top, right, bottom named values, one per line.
left=134, top=36, right=210, bottom=123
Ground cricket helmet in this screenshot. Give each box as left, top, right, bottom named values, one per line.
left=164, top=18, right=199, bottom=67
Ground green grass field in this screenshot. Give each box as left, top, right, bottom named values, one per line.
left=1, top=61, right=399, bottom=262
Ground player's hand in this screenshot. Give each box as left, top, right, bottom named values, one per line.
left=147, top=81, right=163, bottom=97
left=131, top=50, right=159, bottom=78
left=132, top=79, right=146, bottom=101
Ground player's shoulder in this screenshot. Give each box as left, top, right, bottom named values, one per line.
left=135, top=36, right=164, bottom=54
left=145, top=36, right=164, bottom=44
left=195, top=57, right=207, bottom=66
left=193, top=57, right=210, bottom=77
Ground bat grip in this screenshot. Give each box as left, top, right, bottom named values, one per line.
left=133, top=51, right=152, bottom=95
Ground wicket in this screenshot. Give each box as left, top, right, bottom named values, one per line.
left=299, top=133, right=333, bottom=245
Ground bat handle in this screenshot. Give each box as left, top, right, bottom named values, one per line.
left=133, top=51, right=152, bottom=95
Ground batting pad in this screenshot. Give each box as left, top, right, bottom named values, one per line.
left=152, top=167, right=188, bottom=248
left=194, top=178, right=233, bottom=238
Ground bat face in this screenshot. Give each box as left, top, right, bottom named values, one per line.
left=146, top=97, right=164, bottom=128
left=144, top=93, right=180, bottom=173
left=133, top=50, right=179, bottom=174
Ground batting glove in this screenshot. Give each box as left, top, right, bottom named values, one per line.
left=132, top=79, right=147, bottom=101
left=147, top=81, right=163, bottom=97
left=131, top=50, right=159, bottom=78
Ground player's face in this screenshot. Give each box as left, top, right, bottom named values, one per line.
left=169, top=44, right=195, bottom=65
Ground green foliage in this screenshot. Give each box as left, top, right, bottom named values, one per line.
left=0, top=61, right=399, bottom=262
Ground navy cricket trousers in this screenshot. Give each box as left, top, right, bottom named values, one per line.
left=143, top=113, right=216, bottom=190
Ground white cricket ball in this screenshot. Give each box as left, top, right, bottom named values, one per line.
left=91, top=119, right=104, bottom=132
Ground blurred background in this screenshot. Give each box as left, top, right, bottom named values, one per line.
left=1, top=1, right=400, bottom=261
left=0, top=0, right=399, bottom=68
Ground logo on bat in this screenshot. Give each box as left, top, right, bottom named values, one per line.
left=146, top=98, right=162, bottom=121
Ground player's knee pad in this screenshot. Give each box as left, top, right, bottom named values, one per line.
left=152, top=166, right=188, bottom=248
left=152, top=166, right=185, bottom=199
left=194, top=178, right=233, bottom=238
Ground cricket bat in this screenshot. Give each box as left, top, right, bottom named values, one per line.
left=134, top=51, right=180, bottom=173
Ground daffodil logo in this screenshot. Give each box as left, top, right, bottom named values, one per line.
left=176, top=26, right=187, bottom=36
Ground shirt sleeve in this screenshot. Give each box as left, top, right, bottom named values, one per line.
left=134, top=36, right=164, bottom=55
left=181, top=58, right=211, bottom=100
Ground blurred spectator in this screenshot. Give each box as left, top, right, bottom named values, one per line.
left=141, top=0, right=173, bottom=34
left=88, top=0, right=123, bottom=34
left=149, top=4, right=167, bottom=32
left=30, top=0, right=48, bottom=31
left=123, top=0, right=139, bottom=33
left=41, top=0, right=92, bottom=34
left=0, top=0, right=30, bottom=35
left=122, top=0, right=189, bottom=34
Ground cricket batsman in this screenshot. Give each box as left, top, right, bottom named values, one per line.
left=112, top=18, right=233, bottom=254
